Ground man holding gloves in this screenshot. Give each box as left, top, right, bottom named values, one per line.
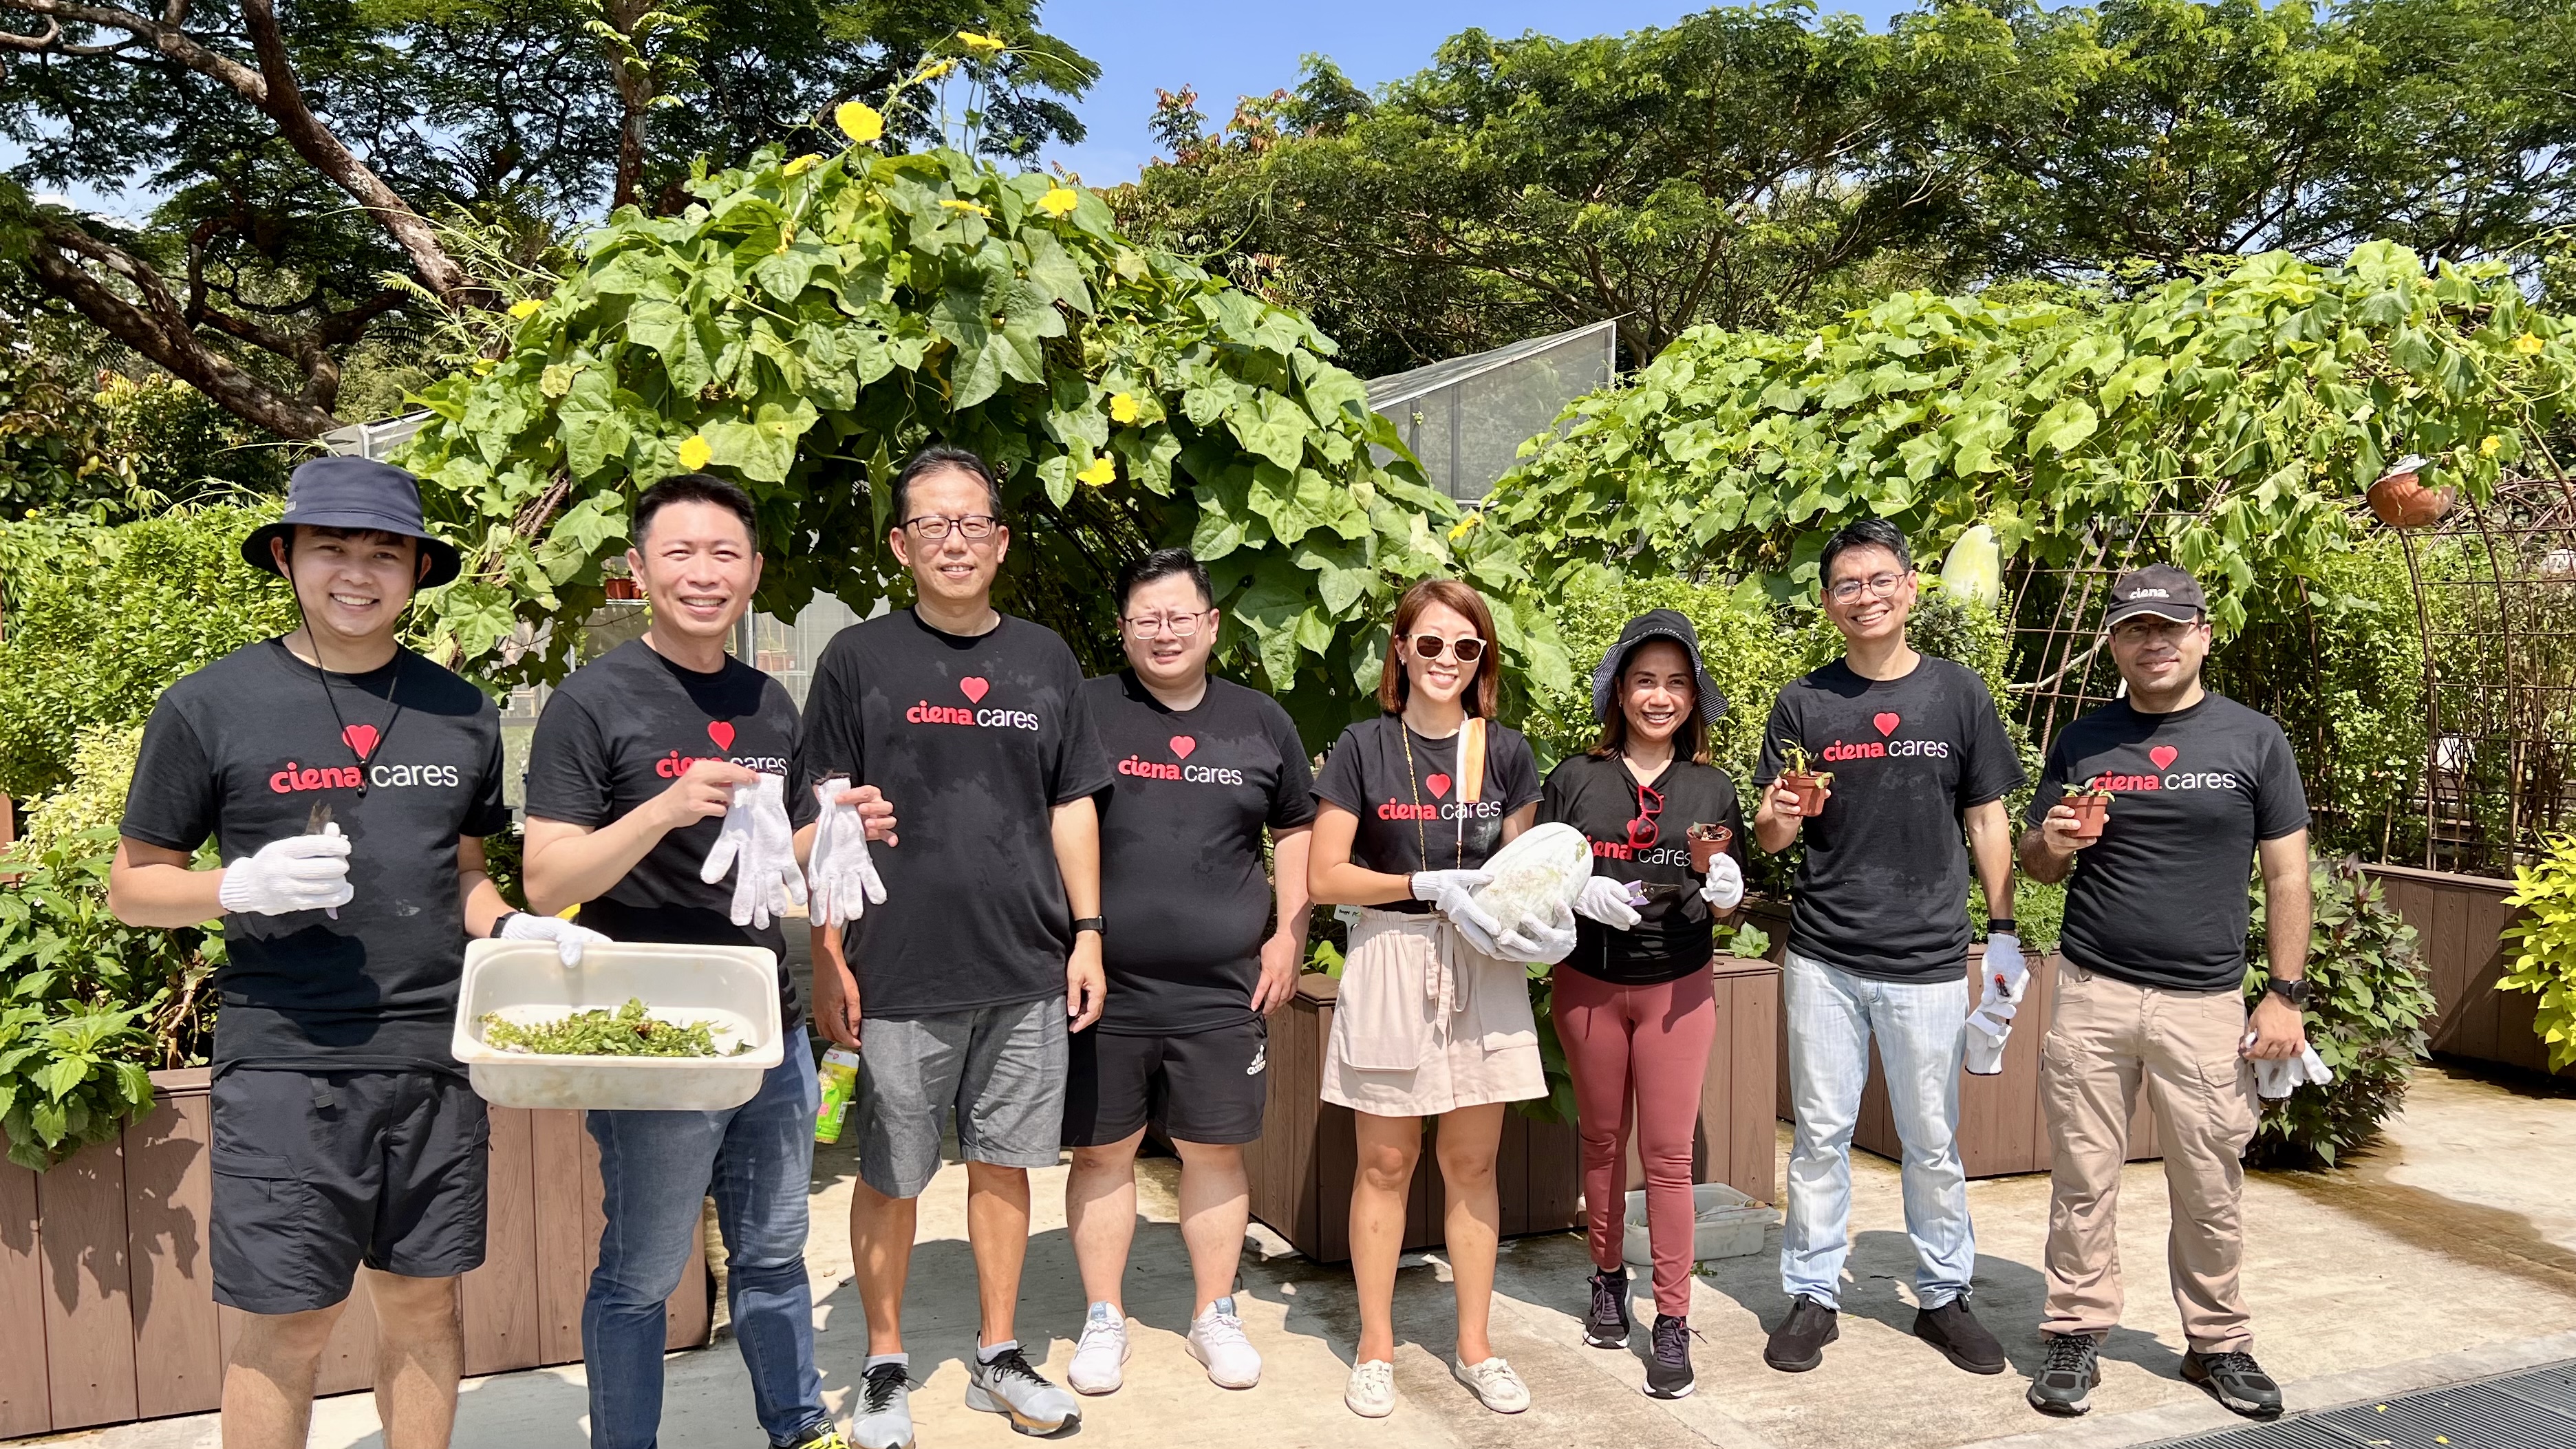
left=2017, top=565, right=2311, bottom=1421
left=108, top=458, right=566, bottom=1449
left=1754, top=519, right=2023, bottom=1379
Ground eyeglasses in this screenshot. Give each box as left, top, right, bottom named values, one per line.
left=903, top=514, right=999, bottom=541
left=1124, top=610, right=1210, bottom=638
left=1827, top=570, right=1909, bottom=603
left=1404, top=634, right=1486, bottom=664
left=1627, top=781, right=1664, bottom=849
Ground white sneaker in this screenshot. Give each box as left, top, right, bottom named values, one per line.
left=1067, top=1304, right=1130, bottom=1395
left=1345, top=1358, right=1396, bottom=1417
left=1452, top=1355, right=1530, bottom=1413
left=1186, top=1296, right=1262, bottom=1388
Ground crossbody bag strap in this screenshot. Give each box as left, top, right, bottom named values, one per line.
left=1459, top=716, right=1487, bottom=804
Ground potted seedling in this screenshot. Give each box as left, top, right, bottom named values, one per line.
left=2366, top=454, right=2453, bottom=530
left=1686, top=822, right=1735, bottom=873
left=2065, top=775, right=2115, bottom=841
left=1775, top=741, right=1833, bottom=817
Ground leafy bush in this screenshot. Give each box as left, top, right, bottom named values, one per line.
left=2242, top=856, right=2436, bottom=1168
left=2498, top=835, right=2576, bottom=1072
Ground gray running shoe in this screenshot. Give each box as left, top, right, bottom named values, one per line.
left=2027, top=1333, right=2099, bottom=1417
left=852, top=1360, right=914, bottom=1449
left=2184, top=1349, right=2283, bottom=1419
left=966, top=1344, right=1080, bottom=1435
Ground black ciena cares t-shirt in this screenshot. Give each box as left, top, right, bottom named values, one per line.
left=1541, top=753, right=1747, bottom=986
left=522, top=638, right=817, bottom=1025
left=1086, top=672, right=1317, bottom=1035
left=120, top=640, right=510, bottom=1073
left=1311, top=715, right=1543, bottom=910
left=791, top=610, right=1113, bottom=1018
left=1756, top=656, right=2024, bottom=983
left=2028, top=693, right=2310, bottom=994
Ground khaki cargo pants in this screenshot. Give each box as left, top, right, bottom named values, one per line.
left=2040, top=960, right=2260, bottom=1353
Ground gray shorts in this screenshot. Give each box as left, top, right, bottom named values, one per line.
left=855, top=994, right=1069, bottom=1199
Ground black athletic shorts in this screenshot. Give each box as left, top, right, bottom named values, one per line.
left=1063, top=1016, right=1268, bottom=1148
left=210, top=1067, right=489, bottom=1314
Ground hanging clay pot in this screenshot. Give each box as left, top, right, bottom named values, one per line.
left=2367, top=455, right=2453, bottom=529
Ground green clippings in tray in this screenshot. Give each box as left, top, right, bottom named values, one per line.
left=481, top=998, right=750, bottom=1058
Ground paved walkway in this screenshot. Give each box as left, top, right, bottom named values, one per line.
left=43, top=1064, right=2576, bottom=1448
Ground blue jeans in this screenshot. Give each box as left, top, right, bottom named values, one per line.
left=1781, top=949, right=1974, bottom=1311
left=584, top=1044, right=825, bottom=1449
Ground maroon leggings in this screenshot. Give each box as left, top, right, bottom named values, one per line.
left=1551, top=963, right=1717, bottom=1318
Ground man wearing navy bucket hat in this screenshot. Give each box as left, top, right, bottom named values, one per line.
left=109, top=455, right=590, bottom=1449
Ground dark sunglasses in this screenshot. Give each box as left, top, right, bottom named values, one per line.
left=1406, top=634, right=1486, bottom=664
left=1627, top=782, right=1664, bottom=849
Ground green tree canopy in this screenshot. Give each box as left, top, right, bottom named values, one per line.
left=393, top=140, right=1570, bottom=742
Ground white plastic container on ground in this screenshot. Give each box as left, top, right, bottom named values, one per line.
left=452, top=938, right=785, bottom=1110
left=1620, top=1183, right=1777, bottom=1265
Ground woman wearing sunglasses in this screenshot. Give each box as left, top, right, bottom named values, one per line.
left=1308, top=578, right=1547, bottom=1420
left=1539, top=609, right=1748, bottom=1400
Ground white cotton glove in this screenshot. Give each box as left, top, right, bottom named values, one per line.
left=1962, top=934, right=2030, bottom=1077
left=219, top=824, right=353, bottom=917
left=1412, top=869, right=1502, bottom=944
left=1699, top=852, right=1746, bottom=912
left=2250, top=1038, right=2333, bottom=1100
left=1574, top=876, right=1644, bottom=930
left=804, top=776, right=888, bottom=928
left=498, top=912, right=613, bottom=967
left=1497, top=913, right=1580, bottom=966
left=700, top=772, right=806, bottom=930
left=1964, top=1020, right=2010, bottom=1076
left=1983, top=934, right=2028, bottom=1000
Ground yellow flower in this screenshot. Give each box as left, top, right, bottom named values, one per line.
left=783, top=153, right=822, bottom=176
left=835, top=100, right=885, bottom=144
left=956, top=29, right=1007, bottom=55
left=2482, top=433, right=2504, bottom=456
left=507, top=298, right=541, bottom=320
left=1448, top=511, right=1482, bottom=540
left=1076, top=455, right=1116, bottom=487
left=1108, top=391, right=1139, bottom=424
left=678, top=435, right=713, bottom=471
left=1036, top=185, right=1080, bottom=218
left=920, top=58, right=954, bottom=81
left=2516, top=332, right=2547, bottom=354
left=940, top=198, right=992, bottom=217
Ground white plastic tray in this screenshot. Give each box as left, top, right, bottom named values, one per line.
left=453, top=938, right=784, bottom=1111
left=1620, top=1182, right=1777, bottom=1265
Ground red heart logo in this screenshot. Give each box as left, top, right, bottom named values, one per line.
left=1873, top=712, right=1900, bottom=737
left=1424, top=773, right=1452, bottom=798
left=1170, top=736, right=1196, bottom=760
left=2149, top=744, right=2178, bottom=770
left=341, top=723, right=379, bottom=760
left=707, top=720, right=736, bottom=751
left=959, top=677, right=990, bottom=704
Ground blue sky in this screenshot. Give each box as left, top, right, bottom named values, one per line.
left=1039, top=0, right=1913, bottom=185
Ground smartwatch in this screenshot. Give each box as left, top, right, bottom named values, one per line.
left=1072, top=916, right=1106, bottom=938
left=2264, top=976, right=2313, bottom=1009
left=490, top=910, right=520, bottom=941
left=1986, top=918, right=2017, bottom=938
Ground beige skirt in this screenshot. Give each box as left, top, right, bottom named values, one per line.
left=1322, top=908, right=1546, bottom=1117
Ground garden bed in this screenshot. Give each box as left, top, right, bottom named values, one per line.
left=2361, top=863, right=2574, bottom=1081
left=0, top=1069, right=709, bottom=1436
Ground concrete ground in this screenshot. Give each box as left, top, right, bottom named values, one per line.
left=41, top=1062, right=2576, bottom=1449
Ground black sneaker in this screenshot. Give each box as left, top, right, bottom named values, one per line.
left=1644, top=1314, right=1696, bottom=1399
left=2184, top=1349, right=2284, bottom=1419
left=1915, top=1297, right=2007, bottom=1375
left=2028, top=1333, right=2100, bottom=1417
left=1584, top=1266, right=1631, bottom=1349
left=1763, top=1294, right=1839, bottom=1373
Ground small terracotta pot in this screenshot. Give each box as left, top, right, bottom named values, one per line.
left=2367, top=470, right=2454, bottom=529
left=2066, top=793, right=2111, bottom=841
left=1686, top=822, right=1734, bottom=873
left=1781, top=771, right=1830, bottom=817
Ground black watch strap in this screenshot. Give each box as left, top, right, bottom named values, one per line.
left=490, top=910, right=520, bottom=940
left=1072, top=916, right=1106, bottom=937
left=2265, top=976, right=2312, bottom=1007
left=1987, top=918, right=2017, bottom=937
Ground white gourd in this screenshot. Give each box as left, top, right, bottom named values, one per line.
left=1469, top=822, right=1595, bottom=938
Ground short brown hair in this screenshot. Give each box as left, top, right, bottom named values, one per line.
left=1377, top=578, right=1502, bottom=718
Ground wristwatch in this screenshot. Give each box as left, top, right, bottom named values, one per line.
left=1986, top=917, right=2017, bottom=938
left=489, top=910, right=520, bottom=940
left=2263, top=976, right=2313, bottom=1009
left=1072, top=916, right=1106, bottom=938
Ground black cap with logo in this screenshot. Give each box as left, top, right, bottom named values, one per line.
left=2103, top=563, right=2207, bottom=627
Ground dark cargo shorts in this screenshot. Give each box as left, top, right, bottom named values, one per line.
left=210, top=1067, right=489, bottom=1315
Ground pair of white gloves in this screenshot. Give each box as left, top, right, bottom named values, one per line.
left=1409, top=852, right=1747, bottom=966
left=698, top=773, right=888, bottom=931
left=220, top=822, right=608, bottom=964
left=2246, top=1032, right=2333, bottom=1099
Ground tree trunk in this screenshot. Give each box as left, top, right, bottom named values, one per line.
left=602, top=0, right=658, bottom=212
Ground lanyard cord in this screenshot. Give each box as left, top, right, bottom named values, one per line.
left=286, top=572, right=405, bottom=797
left=1399, top=722, right=1463, bottom=871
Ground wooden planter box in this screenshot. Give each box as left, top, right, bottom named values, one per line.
left=1772, top=945, right=2162, bottom=1179
left=0, top=1069, right=710, bottom=1437
left=1246, top=960, right=1781, bottom=1264
left=2362, top=863, right=2575, bottom=1080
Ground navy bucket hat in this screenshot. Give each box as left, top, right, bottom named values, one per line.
left=242, top=456, right=462, bottom=590
left=1590, top=608, right=1728, bottom=726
